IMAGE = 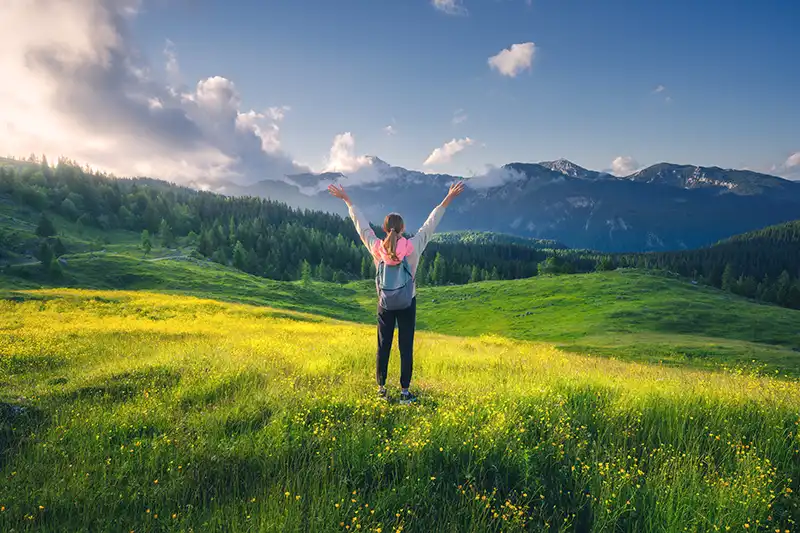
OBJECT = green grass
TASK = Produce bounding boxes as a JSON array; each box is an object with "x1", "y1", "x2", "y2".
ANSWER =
[
  {"x1": 1, "y1": 290, "x2": 799, "y2": 532},
  {"x1": 415, "y1": 271, "x2": 800, "y2": 375},
  {"x1": 5, "y1": 254, "x2": 799, "y2": 375},
  {"x1": 3, "y1": 253, "x2": 372, "y2": 322},
  {"x1": 3, "y1": 247, "x2": 800, "y2": 531}
]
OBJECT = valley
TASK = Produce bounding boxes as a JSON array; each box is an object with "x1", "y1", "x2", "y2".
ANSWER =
[{"x1": 2, "y1": 159, "x2": 800, "y2": 532}]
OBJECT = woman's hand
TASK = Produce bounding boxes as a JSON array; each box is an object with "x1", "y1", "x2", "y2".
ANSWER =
[
  {"x1": 441, "y1": 181, "x2": 465, "y2": 208},
  {"x1": 328, "y1": 184, "x2": 352, "y2": 206}
]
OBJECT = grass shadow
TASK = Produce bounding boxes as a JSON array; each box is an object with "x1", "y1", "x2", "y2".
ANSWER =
[{"x1": 0, "y1": 400, "x2": 49, "y2": 471}]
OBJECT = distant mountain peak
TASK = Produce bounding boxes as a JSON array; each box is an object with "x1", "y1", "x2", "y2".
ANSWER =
[
  {"x1": 625, "y1": 163, "x2": 798, "y2": 195},
  {"x1": 363, "y1": 155, "x2": 390, "y2": 168},
  {"x1": 539, "y1": 159, "x2": 601, "y2": 180}
]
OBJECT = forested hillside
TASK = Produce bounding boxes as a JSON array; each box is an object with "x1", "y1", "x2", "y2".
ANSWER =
[
  {"x1": 606, "y1": 221, "x2": 800, "y2": 308},
  {"x1": 0, "y1": 159, "x2": 589, "y2": 286}
]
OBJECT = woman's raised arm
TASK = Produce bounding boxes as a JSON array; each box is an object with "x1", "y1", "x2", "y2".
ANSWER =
[
  {"x1": 410, "y1": 181, "x2": 465, "y2": 254},
  {"x1": 328, "y1": 184, "x2": 379, "y2": 252}
]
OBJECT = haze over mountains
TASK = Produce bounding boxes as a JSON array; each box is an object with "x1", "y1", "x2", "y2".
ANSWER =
[{"x1": 214, "y1": 158, "x2": 800, "y2": 252}]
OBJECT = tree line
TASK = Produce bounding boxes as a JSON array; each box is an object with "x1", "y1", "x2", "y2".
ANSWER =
[{"x1": 601, "y1": 221, "x2": 800, "y2": 308}]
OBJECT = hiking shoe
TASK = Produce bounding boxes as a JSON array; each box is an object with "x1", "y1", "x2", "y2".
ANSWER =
[
  {"x1": 399, "y1": 391, "x2": 417, "y2": 405},
  {"x1": 378, "y1": 388, "x2": 389, "y2": 402}
]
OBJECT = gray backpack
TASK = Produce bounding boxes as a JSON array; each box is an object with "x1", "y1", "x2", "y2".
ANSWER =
[{"x1": 376, "y1": 258, "x2": 414, "y2": 311}]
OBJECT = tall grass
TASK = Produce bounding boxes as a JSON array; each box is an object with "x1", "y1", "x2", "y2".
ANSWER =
[{"x1": 1, "y1": 290, "x2": 798, "y2": 532}]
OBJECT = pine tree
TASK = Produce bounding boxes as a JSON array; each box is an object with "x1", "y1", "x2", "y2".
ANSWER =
[
  {"x1": 301, "y1": 260, "x2": 312, "y2": 287},
  {"x1": 38, "y1": 240, "x2": 53, "y2": 269},
  {"x1": 141, "y1": 230, "x2": 152, "y2": 257},
  {"x1": 159, "y1": 219, "x2": 174, "y2": 248},
  {"x1": 417, "y1": 262, "x2": 428, "y2": 285},
  {"x1": 211, "y1": 249, "x2": 227, "y2": 265},
  {"x1": 333, "y1": 271, "x2": 347, "y2": 284},
  {"x1": 432, "y1": 253, "x2": 447, "y2": 286},
  {"x1": 233, "y1": 241, "x2": 248, "y2": 271},
  {"x1": 52, "y1": 238, "x2": 67, "y2": 258},
  {"x1": 36, "y1": 214, "x2": 56, "y2": 238},
  {"x1": 416, "y1": 257, "x2": 428, "y2": 285},
  {"x1": 469, "y1": 265, "x2": 480, "y2": 283},
  {"x1": 490, "y1": 266, "x2": 500, "y2": 280},
  {"x1": 361, "y1": 256, "x2": 371, "y2": 279},
  {"x1": 48, "y1": 257, "x2": 63, "y2": 280},
  {"x1": 721, "y1": 263, "x2": 735, "y2": 291},
  {"x1": 228, "y1": 216, "x2": 237, "y2": 247},
  {"x1": 776, "y1": 270, "x2": 792, "y2": 305}
]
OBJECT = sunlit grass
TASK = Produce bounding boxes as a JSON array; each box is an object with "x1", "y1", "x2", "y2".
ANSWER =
[{"x1": 1, "y1": 289, "x2": 799, "y2": 532}]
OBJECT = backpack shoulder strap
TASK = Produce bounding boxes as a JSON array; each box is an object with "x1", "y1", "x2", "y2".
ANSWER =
[{"x1": 401, "y1": 257, "x2": 413, "y2": 278}]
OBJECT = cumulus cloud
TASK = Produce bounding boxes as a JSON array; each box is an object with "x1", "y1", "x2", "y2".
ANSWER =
[
  {"x1": 323, "y1": 132, "x2": 374, "y2": 174},
  {"x1": 452, "y1": 109, "x2": 468, "y2": 125},
  {"x1": 423, "y1": 138, "x2": 475, "y2": 166},
  {"x1": 611, "y1": 156, "x2": 640, "y2": 176},
  {"x1": 235, "y1": 107, "x2": 288, "y2": 154},
  {"x1": 383, "y1": 125, "x2": 396, "y2": 136},
  {"x1": 465, "y1": 165, "x2": 525, "y2": 189},
  {"x1": 653, "y1": 85, "x2": 666, "y2": 94},
  {"x1": 488, "y1": 42, "x2": 536, "y2": 78},
  {"x1": 0, "y1": 0, "x2": 304, "y2": 185},
  {"x1": 770, "y1": 152, "x2": 800, "y2": 181},
  {"x1": 432, "y1": 0, "x2": 467, "y2": 15}
]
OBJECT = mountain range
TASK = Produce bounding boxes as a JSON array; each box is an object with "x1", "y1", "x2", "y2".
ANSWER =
[{"x1": 213, "y1": 158, "x2": 800, "y2": 252}]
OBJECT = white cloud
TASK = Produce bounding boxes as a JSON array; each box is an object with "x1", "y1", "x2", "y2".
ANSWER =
[
  {"x1": 235, "y1": 110, "x2": 283, "y2": 154},
  {"x1": 786, "y1": 152, "x2": 800, "y2": 168},
  {"x1": 0, "y1": 0, "x2": 304, "y2": 185},
  {"x1": 423, "y1": 137, "x2": 474, "y2": 166},
  {"x1": 465, "y1": 165, "x2": 525, "y2": 189},
  {"x1": 193, "y1": 76, "x2": 241, "y2": 115},
  {"x1": 164, "y1": 39, "x2": 180, "y2": 85},
  {"x1": 432, "y1": 0, "x2": 467, "y2": 15},
  {"x1": 610, "y1": 156, "x2": 640, "y2": 176},
  {"x1": 652, "y1": 85, "x2": 672, "y2": 103},
  {"x1": 383, "y1": 125, "x2": 396, "y2": 136},
  {"x1": 265, "y1": 105, "x2": 291, "y2": 121},
  {"x1": 452, "y1": 109, "x2": 468, "y2": 125},
  {"x1": 488, "y1": 42, "x2": 536, "y2": 78},
  {"x1": 323, "y1": 132, "x2": 373, "y2": 173}
]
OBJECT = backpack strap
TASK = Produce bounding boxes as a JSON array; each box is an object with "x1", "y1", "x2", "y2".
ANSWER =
[{"x1": 401, "y1": 258, "x2": 413, "y2": 279}]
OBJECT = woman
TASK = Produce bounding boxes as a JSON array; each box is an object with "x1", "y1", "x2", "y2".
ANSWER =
[{"x1": 328, "y1": 181, "x2": 465, "y2": 404}]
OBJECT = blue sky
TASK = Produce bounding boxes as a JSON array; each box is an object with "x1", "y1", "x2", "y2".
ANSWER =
[
  {"x1": 3, "y1": 0, "x2": 799, "y2": 182},
  {"x1": 129, "y1": 0, "x2": 800, "y2": 177}
]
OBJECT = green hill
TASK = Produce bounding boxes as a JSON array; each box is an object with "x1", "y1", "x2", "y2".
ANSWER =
[{"x1": 4, "y1": 255, "x2": 800, "y2": 376}]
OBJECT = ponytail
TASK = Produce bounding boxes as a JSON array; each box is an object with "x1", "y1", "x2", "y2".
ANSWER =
[
  {"x1": 381, "y1": 213, "x2": 405, "y2": 262},
  {"x1": 383, "y1": 229, "x2": 400, "y2": 262}
]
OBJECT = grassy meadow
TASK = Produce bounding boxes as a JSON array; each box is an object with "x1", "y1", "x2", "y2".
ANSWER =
[
  {"x1": 6, "y1": 249, "x2": 800, "y2": 375},
  {"x1": 1, "y1": 281, "x2": 800, "y2": 532}
]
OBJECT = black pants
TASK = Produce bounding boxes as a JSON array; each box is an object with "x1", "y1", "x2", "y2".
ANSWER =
[{"x1": 376, "y1": 297, "x2": 416, "y2": 389}]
